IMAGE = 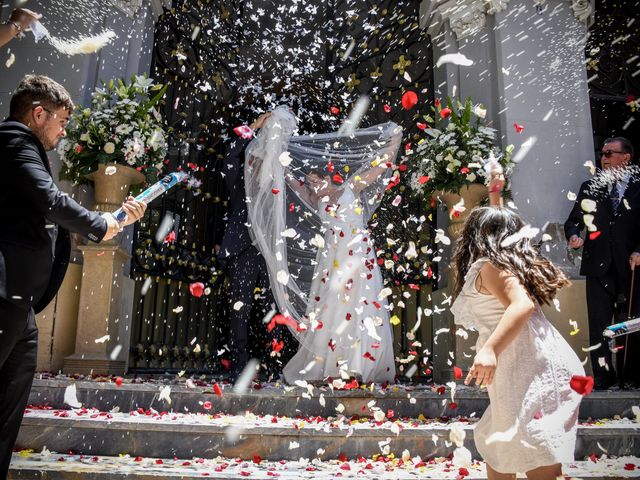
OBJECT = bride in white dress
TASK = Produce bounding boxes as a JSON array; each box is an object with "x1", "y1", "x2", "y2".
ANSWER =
[{"x1": 244, "y1": 107, "x2": 402, "y2": 384}]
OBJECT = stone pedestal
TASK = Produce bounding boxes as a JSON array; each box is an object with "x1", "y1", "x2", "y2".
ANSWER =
[
  {"x1": 63, "y1": 245, "x2": 135, "y2": 375},
  {"x1": 36, "y1": 264, "x2": 83, "y2": 372}
]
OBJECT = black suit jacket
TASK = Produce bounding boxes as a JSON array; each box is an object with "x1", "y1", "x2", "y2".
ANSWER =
[
  {"x1": 564, "y1": 174, "x2": 640, "y2": 283},
  {"x1": 218, "y1": 137, "x2": 254, "y2": 260},
  {"x1": 0, "y1": 120, "x2": 107, "y2": 313}
]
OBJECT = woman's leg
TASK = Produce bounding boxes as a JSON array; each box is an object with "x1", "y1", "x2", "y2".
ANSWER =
[
  {"x1": 525, "y1": 463, "x2": 562, "y2": 480},
  {"x1": 486, "y1": 463, "x2": 516, "y2": 480}
]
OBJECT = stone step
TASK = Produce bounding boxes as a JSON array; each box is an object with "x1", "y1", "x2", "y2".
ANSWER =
[
  {"x1": 28, "y1": 378, "x2": 640, "y2": 420},
  {"x1": 8, "y1": 452, "x2": 640, "y2": 479},
  {"x1": 16, "y1": 408, "x2": 640, "y2": 461}
]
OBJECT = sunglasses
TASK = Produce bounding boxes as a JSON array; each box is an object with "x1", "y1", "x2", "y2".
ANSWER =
[{"x1": 600, "y1": 150, "x2": 626, "y2": 158}]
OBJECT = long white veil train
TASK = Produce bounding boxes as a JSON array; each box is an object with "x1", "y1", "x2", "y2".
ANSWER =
[{"x1": 245, "y1": 106, "x2": 402, "y2": 362}]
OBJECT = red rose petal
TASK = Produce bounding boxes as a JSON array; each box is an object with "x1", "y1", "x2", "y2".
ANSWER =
[
  {"x1": 189, "y1": 282, "x2": 205, "y2": 298},
  {"x1": 569, "y1": 375, "x2": 594, "y2": 396},
  {"x1": 589, "y1": 231, "x2": 601, "y2": 240},
  {"x1": 401, "y1": 91, "x2": 418, "y2": 110},
  {"x1": 513, "y1": 122, "x2": 524, "y2": 133},
  {"x1": 453, "y1": 366, "x2": 463, "y2": 379},
  {"x1": 213, "y1": 383, "x2": 223, "y2": 397}
]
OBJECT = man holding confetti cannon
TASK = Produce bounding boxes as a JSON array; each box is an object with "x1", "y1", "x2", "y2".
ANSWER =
[
  {"x1": 564, "y1": 137, "x2": 640, "y2": 390},
  {"x1": 0, "y1": 75, "x2": 146, "y2": 478},
  {"x1": 0, "y1": 7, "x2": 41, "y2": 48}
]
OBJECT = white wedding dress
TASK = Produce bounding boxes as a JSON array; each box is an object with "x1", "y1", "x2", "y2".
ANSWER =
[
  {"x1": 243, "y1": 106, "x2": 402, "y2": 385},
  {"x1": 283, "y1": 186, "x2": 396, "y2": 384}
]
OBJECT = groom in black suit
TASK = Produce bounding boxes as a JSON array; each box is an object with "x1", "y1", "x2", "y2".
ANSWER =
[
  {"x1": 218, "y1": 112, "x2": 290, "y2": 380},
  {"x1": 564, "y1": 137, "x2": 640, "y2": 390},
  {"x1": 0, "y1": 75, "x2": 146, "y2": 478}
]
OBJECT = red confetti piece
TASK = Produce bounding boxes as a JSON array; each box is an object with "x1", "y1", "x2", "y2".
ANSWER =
[
  {"x1": 163, "y1": 231, "x2": 176, "y2": 244},
  {"x1": 213, "y1": 383, "x2": 223, "y2": 397},
  {"x1": 363, "y1": 352, "x2": 376, "y2": 361},
  {"x1": 289, "y1": 203, "x2": 295, "y2": 212},
  {"x1": 513, "y1": 122, "x2": 524, "y2": 133},
  {"x1": 253, "y1": 454, "x2": 262, "y2": 464},
  {"x1": 267, "y1": 313, "x2": 298, "y2": 332},
  {"x1": 417, "y1": 122, "x2": 427, "y2": 130},
  {"x1": 271, "y1": 188, "x2": 280, "y2": 194},
  {"x1": 114, "y1": 376, "x2": 123, "y2": 387},
  {"x1": 330, "y1": 106, "x2": 340, "y2": 115},
  {"x1": 220, "y1": 358, "x2": 231, "y2": 370},
  {"x1": 434, "y1": 98, "x2": 441, "y2": 107},
  {"x1": 401, "y1": 91, "x2": 418, "y2": 110},
  {"x1": 233, "y1": 125, "x2": 254, "y2": 139},
  {"x1": 383, "y1": 104, "x2": 391, "y2": 113},
  {"x1": 439, "y1": 108, "x2": 452, "y2": 119},
  {"x1": 624, "y1": 464, "x2": 636, "y2": 471},
  {"x1": 338, "y1": 453, "x2": 348, "y2": 462},
  {"x1": 569, "y1": 375, "x2": 594, "y2": 396},
  {"x1": 189, "y1": 282, "x2": 205, "y2": 297},
  {"x1": 589, "y1": 231, "x2": 601, "y2": 240},
  {"x1": 328, "y1": 162, "x2": 335, "y2": 173},
  {"x1": 449, "y1": 402, "x2": 458, "y2": 409},
  {"x1": 459, "y1": 467, "x2": 470, "y2": 477},
  {"x1": 271, "y1": 338, "x2": 284, "y2": 353},
  {"x1": 332, "y1": 173, "x2": 344, "y2": 184},
  {"x1": 203, "y1": 401, "x2": 212, "y2": 410},
  {"x1": 459, "y1": 167, "x2": 470, "y2": 174}
]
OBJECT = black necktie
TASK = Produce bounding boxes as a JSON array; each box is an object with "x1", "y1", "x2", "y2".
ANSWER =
[{"x1": 610, "y1": 181, "x2": 621, "y2": 211}]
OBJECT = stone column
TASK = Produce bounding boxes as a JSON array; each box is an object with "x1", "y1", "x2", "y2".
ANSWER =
[
  {"x1": 421, "y1": 0, "x2": 595, "y2": 376},
  {"x1": 63, "y1": 245, "x2": 135, "y2": 375}
]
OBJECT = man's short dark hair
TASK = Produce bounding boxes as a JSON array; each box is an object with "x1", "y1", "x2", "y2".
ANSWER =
[
  {"x1": 9, "y1": 75, "x2": 74, "y2": 120},
  {"x1": 604, "y1": 136, "x2": 634, "y2": 161}
]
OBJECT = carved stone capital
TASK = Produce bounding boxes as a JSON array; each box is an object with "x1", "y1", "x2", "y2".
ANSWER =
[
  {"x1": 434, "y1": 0, "x2": 488, "y2": 39},
  {"x1": 422, "y1": 0, "x2": 593, "y2": 39}
]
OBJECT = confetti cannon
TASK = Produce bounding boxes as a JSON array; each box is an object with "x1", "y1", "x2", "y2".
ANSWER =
[
  {"x1": 603, "y1": 317, "x2": 640, "y2": 339},
  {"x1": 112, "y1": 172, "x2": 188, "y2": 222}
]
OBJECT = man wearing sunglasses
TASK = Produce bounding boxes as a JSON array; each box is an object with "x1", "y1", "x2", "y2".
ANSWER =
[{"x1": 564, "y1": 136, "x2": 640, "y2": 390}]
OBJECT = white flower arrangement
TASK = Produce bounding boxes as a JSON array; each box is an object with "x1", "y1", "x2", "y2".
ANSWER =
[
  {"x1": 407, "y1": 97, "x2": 514, "y2": 197},
  {"x1": 58, "y1": 75, "x2": 168, "y2": 186}
]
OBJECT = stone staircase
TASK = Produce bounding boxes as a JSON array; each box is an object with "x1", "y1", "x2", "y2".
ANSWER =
[{"x1": 8, "y1": 377, "x2": 640, "y2": 479}]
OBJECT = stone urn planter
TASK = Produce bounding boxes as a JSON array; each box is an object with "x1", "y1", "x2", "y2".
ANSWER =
[
  {"x1": 86, "y1": 163, "x2": 145, "y2": 213},
  {"x1": 437, "y1": 183, "x2": 488, "y2": 240}
]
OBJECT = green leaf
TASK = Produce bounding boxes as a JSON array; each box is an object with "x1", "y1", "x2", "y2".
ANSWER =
[{"x1": 144, "y1": 83, "x2": 169, "y2": 111}]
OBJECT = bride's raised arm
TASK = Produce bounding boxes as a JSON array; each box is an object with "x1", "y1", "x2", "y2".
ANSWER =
[{"x1": 285, "y1": 170, "x2": 316, "y2": 207}]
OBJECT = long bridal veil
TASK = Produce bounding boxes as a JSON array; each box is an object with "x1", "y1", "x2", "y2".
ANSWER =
[{"x1": 245, "y1": 106, "x2": 402, "y2": 357}]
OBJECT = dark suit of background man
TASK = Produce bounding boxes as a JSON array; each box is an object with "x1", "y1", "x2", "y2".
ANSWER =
[
  {"x1": 0, "y1": 75, "x2": 146, "y2": 478},
  {"x1": 564, "y1": 136, "x2": 640, "y2": 390}
]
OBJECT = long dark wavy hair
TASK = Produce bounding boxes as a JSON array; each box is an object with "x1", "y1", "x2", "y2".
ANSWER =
[{"x1": 451, "y1": 207, "x2": 570, "y2": 305}]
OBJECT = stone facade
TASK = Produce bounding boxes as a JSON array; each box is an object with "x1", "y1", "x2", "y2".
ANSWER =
[{"x1": 1, "y1": 0, "x2": 598, "y2": 376}]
